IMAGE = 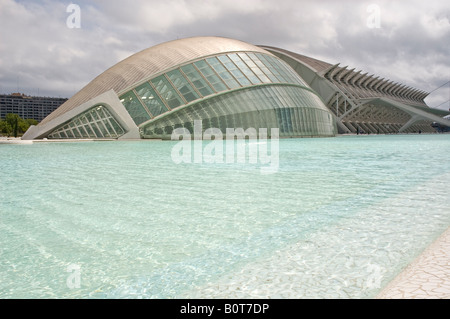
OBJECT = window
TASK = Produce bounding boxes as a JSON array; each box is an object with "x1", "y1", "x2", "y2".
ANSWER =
[
  {"x1": 135, "y1": 82, "x2": 168, "y2": 118},
  {"x1": 166, "y1": 69, "x2": 200, "y2": 103},
  {"x1": 151, "y1": 75, "x2": 184, "y2": 109},
  {"x1": 206, "y1": 57, "x2": 241, "y2": 89},
  {"x1": 120, "y1": 91, "x2": 151, "y2": 125},
  {"x1": 180, "y1": 64, "x2": 215, "y2": 97},
  {"x1": 229, "y1": 53, "x2": 262, "y2": 85},
  {"x1": 48, "y1": 105, "x2": 125, "y2": 139},
  {"x1": 114, "y1": 51, "x2": 310, "y2": 130},
  {"x1": 246, "y1": 53, "x2": 279, "y2": 82},
  {"x1": 254, "y1": 53, "x2": 287, "y2": 83},
  {"x1": 194, "y1": 60, "x2": 228, "y2": 92}
]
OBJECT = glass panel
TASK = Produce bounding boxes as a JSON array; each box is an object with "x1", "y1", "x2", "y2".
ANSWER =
[
  {"x1": 95, "y1": 120, "x2": 109, "y2": 137},
  {"x1": 73, "y1": 118, "x2": 82, "y2": 128},
  {"x1": 72, "y1": 127, "x2": 81, "y2": 138},
  {"x1": 255, "y1": 53, "x2": 287, "y2": 83},
  {"x1": 194, "y1": 60, "x2": 228, "y2": 92},
  {"x1": 102, "y1": 119, "x2": 115, "y2": 136},
  {"x1": 77, "y1": 125, "x2": 89, "y2": 138},
  {"x1": 247, "y1": 52, "x2": 278, "y2": 82},
  {"x1": 267, "y1": 55, "x2": 297, "y2": 83},
  {"x1": 267, "y1": 55, "x2": 307, "y2": 86},
  {"x1": 135, "y1": 82, "x2": 169, "y2": 118},
  {"x1": 91, "y1": 109, "x2": 100, "y2": 121},
  {"x1": 90, "y1": 122, "x2": 103, "y2": 138},
  {"x1": 84, "y1": 124, "x2": 94, "y2": 137},
  {"x1": 180, "y1": 64, "x2": 214, "y2": 97},
  {"x1": 216, "y1": 55, "x2": 235, "y2": 69},
  {"x1": 48, "y1": 105, "x2": 126, "y2": 139},
  {"x1": 151, "y1": 75, "x2": 184, "y2": 109},
  {"x1": 250, "y1": 66, "x2": 271, "y2": 83},
  {"x1": 65, "y1": 129, "x2": 74, "y2": 138},
  {"x1": 119, "y1": 91, "x2": 151, "y2": 125},
  {"x1": 84, "y1": 113, "x2": 94, "y2": 123},
  {"x1": 194, "y1": 60, "x2": 213, "y2": 75},
  {"x1": 109, "y1": 117, "x2": 125, "y2": 136},
  {"x1": 79, "y1": 115, "x2": 88, "y2": 125},
  {"x1": 166, "y1": 69, "x2": 200, "y2": 103},
  {"x1": 95, "y1": 106, "x2": 108, "y2": 120},
  {"x1": 230, "y1": 68, "x2": 250, "y2": 85},
  {"x1": 237, "y1": 53, "x2": 256, "y2": 68},
  {"x1": 205, "y1": 57, "x2": 240, "y2": 89},
  {"x1": 228, "y1": 53, "x2": 261, "y2": 85},
  {"x1": 140, "y1": 84, "x2": 334, "y2": 139}
]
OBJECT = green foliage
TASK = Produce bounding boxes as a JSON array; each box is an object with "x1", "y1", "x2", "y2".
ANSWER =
[{"x1": 0, "y1": 113, "x2": 38, "y2": 137}]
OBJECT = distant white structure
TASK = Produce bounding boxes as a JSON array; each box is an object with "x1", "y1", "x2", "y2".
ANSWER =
[
  {"x1": 261, "y1": 46, "x2": 450, "y2": 134},
  {"x1": 23, "y1": 37, "x2": 449, "y2": 140}
]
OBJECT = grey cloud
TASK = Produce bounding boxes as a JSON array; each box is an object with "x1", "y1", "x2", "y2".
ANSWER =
[{"x1": 0, "y1": 0, "x2": 448, "y2": 109}]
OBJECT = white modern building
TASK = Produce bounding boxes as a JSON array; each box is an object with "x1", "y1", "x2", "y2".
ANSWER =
[
  {"x1": 23, "y1": 36, "x2": 449, "y2": 140},
  {"x1": 23, "y1": 37, "x2": 337, "y2": 140},
  {"x1": 261, "y1": 46, "x2": 450, "y2": 134}
]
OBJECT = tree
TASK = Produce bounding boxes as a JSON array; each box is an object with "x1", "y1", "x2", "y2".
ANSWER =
[
  {"x1": 5, "y1": 113, "x2": 20, "y2": 138},
  {"x1": 25, "y1": 118, "x2": 38, "y2": 126},
  {"x1": 0, "y1": 114, "x2": 38, "y2": 137},
  {"x1": 20, "y1": 118, "x2": 38, "y2": 133},
  {"x1": 0, "y1": 119, "x2": 10, "y2": 136}
]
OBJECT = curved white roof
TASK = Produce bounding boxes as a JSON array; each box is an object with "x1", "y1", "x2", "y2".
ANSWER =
[{"x1": 40, "y1": 36, "x2": 271, "y2": 126}]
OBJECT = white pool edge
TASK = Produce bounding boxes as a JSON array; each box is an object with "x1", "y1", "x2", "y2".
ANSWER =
[{"x1": 376, "y1": 226, "x2": 450, "y2": 299}]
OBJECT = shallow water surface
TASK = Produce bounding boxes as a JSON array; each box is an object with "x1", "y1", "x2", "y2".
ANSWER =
[{"x1": 0, "y1": 134, "x2": 449, "y2": 298}]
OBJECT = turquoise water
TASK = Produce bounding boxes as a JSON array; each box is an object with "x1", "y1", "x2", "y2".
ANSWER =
[{"x1": 0, "y1": 134, "x2": 449, "y2": 298}]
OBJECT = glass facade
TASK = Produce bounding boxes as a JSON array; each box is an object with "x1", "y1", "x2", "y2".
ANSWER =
[
  {"x1": 47, "y1": 51, "x2": 334, "y2": 140},
  {"x1": 48, "y1": 105, "x2": 125, "y2": 139},
  {"x1": 119, "y1": 51, "x2": 310, "y2": 127},
  {"x1": 141, "y1": 85, "x2": 336, "y2": 139},
  {"x1": 120, "y1": 91, "x2": 151, "y2": 125},
  {"x1": 134, "y1": 82, "x2": 168, "y2": 118}
]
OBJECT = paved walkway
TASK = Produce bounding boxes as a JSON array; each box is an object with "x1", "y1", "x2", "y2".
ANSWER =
[{"x1": 376, "y1": 227, "x2": 450, "y2": 299}]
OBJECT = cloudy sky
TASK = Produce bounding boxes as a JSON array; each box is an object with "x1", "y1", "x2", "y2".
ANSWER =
[{"x1": 0, "y1": 0, "x2": 449, "y2": 110}]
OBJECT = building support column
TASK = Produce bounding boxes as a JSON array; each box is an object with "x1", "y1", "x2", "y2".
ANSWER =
[{"x1": 399, "y1": 115, "x2": 420, "y2": 133}]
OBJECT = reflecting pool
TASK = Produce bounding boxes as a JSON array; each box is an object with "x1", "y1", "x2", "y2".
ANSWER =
[{"x1": 0, "y1": 134, "x2": 449, "y2": 298}]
